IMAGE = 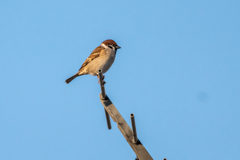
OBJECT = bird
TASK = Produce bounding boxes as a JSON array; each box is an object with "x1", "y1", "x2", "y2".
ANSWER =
[{"x1": 65, "y1": 39, "x2": 121, "y2": 84}]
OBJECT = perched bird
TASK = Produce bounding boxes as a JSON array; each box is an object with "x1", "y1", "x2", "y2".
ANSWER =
[{"x1": 65, "y1": 39, "x2": 121, "y2": 84}]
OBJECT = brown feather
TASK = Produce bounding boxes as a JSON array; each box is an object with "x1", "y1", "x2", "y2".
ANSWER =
[
  {"x1": 65, "y1": 73, "x2": 79, "y2": 84},
  {"x1": 78, "y1": 46, "x2": 102, "y2": 71},
  {"x1": 102, "y1": 39, "x2": 118, "y2": 46}
]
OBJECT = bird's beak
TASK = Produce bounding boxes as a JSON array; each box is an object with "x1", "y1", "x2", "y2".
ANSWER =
[{"x1": 116, "y1": 45, "x2": 121, "y2": 49}]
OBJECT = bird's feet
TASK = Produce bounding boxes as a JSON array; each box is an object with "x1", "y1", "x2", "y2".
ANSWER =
[{"x1": 97, "y1": 75, "x2": 106, "y2": 85}]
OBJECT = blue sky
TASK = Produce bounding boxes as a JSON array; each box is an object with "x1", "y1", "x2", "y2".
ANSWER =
[{"x1": 0, "y1": 0, "x2": 240, "y2": 160}]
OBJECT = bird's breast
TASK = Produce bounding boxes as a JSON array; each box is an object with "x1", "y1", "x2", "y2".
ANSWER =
[
  {"x1": 86, "y1": 50, "x2": 116, "y2": 75},
  {"x1": 101, "y1": 53, "x2": 116, "y2": 73}
]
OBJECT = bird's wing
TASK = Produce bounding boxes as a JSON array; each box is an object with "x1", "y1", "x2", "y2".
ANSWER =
[{"x1": 79, "y1": 46, "x2": 102, "y2": 71}]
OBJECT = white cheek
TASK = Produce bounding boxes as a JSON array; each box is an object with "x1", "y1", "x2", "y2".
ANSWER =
[{"x1": 101, "y1": 43, "x2": 108, "y2": 49}]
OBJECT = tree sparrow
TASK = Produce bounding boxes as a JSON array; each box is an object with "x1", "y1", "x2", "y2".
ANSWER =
[{"x1": 65, "y1": 39, "x2": 121, "y2": 84}]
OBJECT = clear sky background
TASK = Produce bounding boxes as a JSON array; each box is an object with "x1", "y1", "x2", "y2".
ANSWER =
[{"x1": 0, "y1": 0, "x2": 240, "y2": 160}]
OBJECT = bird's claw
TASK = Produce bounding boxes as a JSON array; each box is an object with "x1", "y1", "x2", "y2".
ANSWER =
[
  {"x1": 98, "y1": 80, "x2": 106, "y2": 85},
  {"x1": 97, "y1": 74, "x2": 105, "y2": 79},
  {"x1": 98, "y1": 74, "x2": 106, "y2": 85}
]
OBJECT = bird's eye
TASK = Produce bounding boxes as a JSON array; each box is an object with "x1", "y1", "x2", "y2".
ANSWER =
[{"x1": 108, "y1": 45, "x2": 113, "y2": 49}]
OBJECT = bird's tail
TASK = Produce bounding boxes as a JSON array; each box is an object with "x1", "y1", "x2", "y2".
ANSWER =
[{"x1": 65, "y1": 73, "x2": 79, "y2": 84}]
